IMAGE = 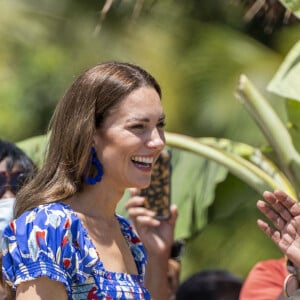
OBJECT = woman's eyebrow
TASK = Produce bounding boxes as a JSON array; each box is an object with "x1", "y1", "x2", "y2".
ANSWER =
[
  {"x1": 126, "y1": 117, "x2": 150, "y2": 123},
  {"x1": 126, "y1": 114, "x2": 165, "y2": 123}
]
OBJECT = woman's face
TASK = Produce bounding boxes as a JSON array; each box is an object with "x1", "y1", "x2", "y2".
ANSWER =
[{"x1": 94, "y1": 86, "x2": 166, "y2": 191}]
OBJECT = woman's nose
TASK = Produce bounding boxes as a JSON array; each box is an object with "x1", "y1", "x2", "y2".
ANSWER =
[{"x1": 146, "y1": 128, "x2": 165, "y2": 149}]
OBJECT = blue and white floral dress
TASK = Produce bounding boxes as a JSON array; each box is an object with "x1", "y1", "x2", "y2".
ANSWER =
[{"x1": 2, "y1": 202, "x2": 151, "y2": 300}]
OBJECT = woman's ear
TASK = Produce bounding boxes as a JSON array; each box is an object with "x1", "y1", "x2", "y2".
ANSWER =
[{"x1": 93, "y1": 129, "x2": 105, "y2": 151}]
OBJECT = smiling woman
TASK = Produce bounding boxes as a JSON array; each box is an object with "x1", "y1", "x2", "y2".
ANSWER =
[{"x1": 1, "y1": 62, "x2": 177, "y2": 300}]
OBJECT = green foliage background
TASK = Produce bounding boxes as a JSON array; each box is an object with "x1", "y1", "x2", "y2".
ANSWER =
[{"x1": 2, "y1": 0, "x2": 300, "y2": 282}]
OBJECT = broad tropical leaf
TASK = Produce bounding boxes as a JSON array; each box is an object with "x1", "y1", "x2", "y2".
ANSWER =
[
  {"x1": 17, "y1": 134, "x2": 48, "y2": 168},
  {"x1": 266, "y1": 40, "x2": 300, "y2": 154},
  {"x1": 166, "y1": 133, "x2": 296, "y2": 196},
  {"x1": 279, "y1": 0, "x2": 300, "y2": 17},
  {"x1": 267, "y1": 40, "x2": 300, "y2": 102},
  {"x1": 237, "y1": 74, "x2": 300, "y2": 196}
]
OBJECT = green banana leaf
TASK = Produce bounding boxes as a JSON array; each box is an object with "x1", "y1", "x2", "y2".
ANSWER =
[
  {"x1": 267, "y1": 40, "x2": 300, "y2": 102},
  {"x1": 266, "y1": 40, "x2": 300, "y2": 163},
  {"x1": 278, "y1": 0, "x2": 300, "y2": 17},
  {"x1": 286, "y1": 100, "x2": 300, "y2": 154},
  {"x1": 166, "y1": 132, "x2": 296, "y2": 197},
  {"x1": 200, "y1": 137, "x2": 294, "y2": 194},
  {"x1": 237, "y1": 74, "x2": 300, "y2": 196},
  {"x1": 17, "y1": 134, "x2": 49, "y2": 168}
]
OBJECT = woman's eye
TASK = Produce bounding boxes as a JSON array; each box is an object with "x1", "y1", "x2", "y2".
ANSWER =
[
  {"x1": 157, "y1": 121, "x2": 166, "y2": 128},
  {"x1": 130, "y1": 124, "x2": 144, "y2": 130}
]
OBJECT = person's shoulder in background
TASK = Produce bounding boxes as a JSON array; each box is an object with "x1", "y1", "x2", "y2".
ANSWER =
[{"x1": 239, "y1": 257, "x2": 288, "y2": 300}]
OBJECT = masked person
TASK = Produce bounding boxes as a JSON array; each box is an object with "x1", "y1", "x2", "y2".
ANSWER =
[
  {"x1": 2, "y1": 62, "x2": 177, "y2": 300},
  {"x1": 0, "y1": 139, "x2": 36, "y2": 300},
  {"x1": 0, "y1": 140, "x2": 36, "y2": 241}
]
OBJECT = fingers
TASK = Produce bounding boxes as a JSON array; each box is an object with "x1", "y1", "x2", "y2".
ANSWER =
[
  {"x1": 273, "y1": 190, "x2": 300, "y2": 216},
  {"x1": 125, "y1": 194, "x2": 161, "y2": 227},
  {"x1": 257, "y1": 190, "x2": 300, "y2": 263},
  {"x1": 125, "y1": 194, "x2": 145, "y2": 210},
  {"x1": 257, "y1": 199, "x2": 286, "y2": 230},
  {"x1": 263, "y1": 190, "x2": 300, "y2": 217},
  {"x1": 257, "y1": 190, "x2": 300, "y2": 232},
  {"x1": 132, "y1": 215, "x2": 161, "y2": 227},
  {"x1": 125, "y1": 191, "x2": 178, "y2": 237},
  {"x1": 129, "y1": 187, "x2": 141, "y2": 197},
  {"x1": 126, "y1": 196, "x2": 157, "y2": 218},
  {"x1": 262, "y1": 191, "x2": 293, "y2": 222},
  {"x1": 168, "y1": 204, "x2": 178, "y2": 226},
  {"x1": 257, "y1": 218, "x2": 300, "y2": 258},
  {"x1": 125, "y1": 191, "x2": 178, "y2": 224},
  {"x1": 257, "y1": 219, "x2": 281, "y2": 245}
]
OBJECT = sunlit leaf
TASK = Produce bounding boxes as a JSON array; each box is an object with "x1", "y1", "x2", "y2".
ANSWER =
[
  {"x1": 16, "y1": 134, "x2": 48, "y2": 168},
  {"x1": 237, "y1": 74, "x2": 300, "y2": 195},
  {"x1": 267, "y1": 40, "x2": 300, "y2": 101},
  {"x1": 199, "y1": 137, "x2": 295, "y2": 195},
  {"x1": 166, "y1": 132, "x2": 294, "y2": 196},
  {"x1": 279, "y1": 0, "x2": 300, "y2": 17},
  {"x1": 286, "y1": 100, "x2": 300, "y2": 154}
]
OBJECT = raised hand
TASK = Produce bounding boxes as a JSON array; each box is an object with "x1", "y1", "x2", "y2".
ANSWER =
[
  {"x1": 125, "y1": 187, "x2": 177, "y2": 257},
  {"x1": 125, "y1": 188, "x2": 178, "y2": 300},
  {"x1": 257, "y1": 190, "x2": 300, "y2": 268}
]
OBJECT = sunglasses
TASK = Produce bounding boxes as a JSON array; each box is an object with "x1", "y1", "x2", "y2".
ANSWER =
[{"x1": 0, "y1": 171, "x2": 27, "y2": 198}]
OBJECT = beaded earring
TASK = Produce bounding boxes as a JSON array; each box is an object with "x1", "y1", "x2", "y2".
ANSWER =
[{"x1": 85, "y1": 147, "x2": 103, "y2": 185}]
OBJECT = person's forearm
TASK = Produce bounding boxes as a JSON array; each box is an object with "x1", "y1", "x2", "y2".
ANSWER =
[{"x1": 145, "y1": 254, "x2": 170, "y2": 300}]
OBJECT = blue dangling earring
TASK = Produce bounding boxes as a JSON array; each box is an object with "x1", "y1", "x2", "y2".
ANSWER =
[{"x1": 85, "y1": 147, "x2": 103, "y2": 185}]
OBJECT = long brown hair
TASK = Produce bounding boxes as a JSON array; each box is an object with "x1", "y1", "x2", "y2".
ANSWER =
[{"x1": 15, "y1": 62, "x2": 161, "y2": 218}]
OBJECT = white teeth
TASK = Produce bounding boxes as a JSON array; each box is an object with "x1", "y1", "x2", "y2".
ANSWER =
[{"x1": 131, "y1": 156, "x2": 154, "y2": 164}]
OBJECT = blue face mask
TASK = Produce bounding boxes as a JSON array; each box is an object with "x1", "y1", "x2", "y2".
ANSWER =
[{"x1": 0, "y1": 198, "x2": 15, "y2": 248}]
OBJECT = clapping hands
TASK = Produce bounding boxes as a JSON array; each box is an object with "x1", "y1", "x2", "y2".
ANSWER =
[{"x1": 257, "y1": 190, "x2": 300, "y2": 268}]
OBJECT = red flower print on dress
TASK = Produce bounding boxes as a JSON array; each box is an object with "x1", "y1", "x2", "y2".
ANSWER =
[
  {"x1": 64, "y1": 218, "x2": 71, "y2": 229},
  {"x1": 87, "y1": 286, "x2": 99, "y2": 300},
  {"x1": 9, "y1": 221, "x2": 15, "y2": 234},
  {"x1": 63, "y1": 258, "x2": 71, "y2": 268},
  {"x1": 62, "y1": 235, "x2": 69, "y2": 247},
  {"x1": 131, "y1": 237, "x2": 140, "y2": 244},
  {"x1": 35, "y1": 231, "x2": 45, "y2": 248}
]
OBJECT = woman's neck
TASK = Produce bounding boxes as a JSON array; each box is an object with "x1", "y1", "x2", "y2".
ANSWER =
[{"x1": 66, "y1": 183, "x2": 125, "y2": 220}]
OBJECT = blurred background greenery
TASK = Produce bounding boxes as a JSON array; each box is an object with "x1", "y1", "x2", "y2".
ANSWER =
[{"x1": 1, "y1": 0, "x2": 300, "y2": 282}]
